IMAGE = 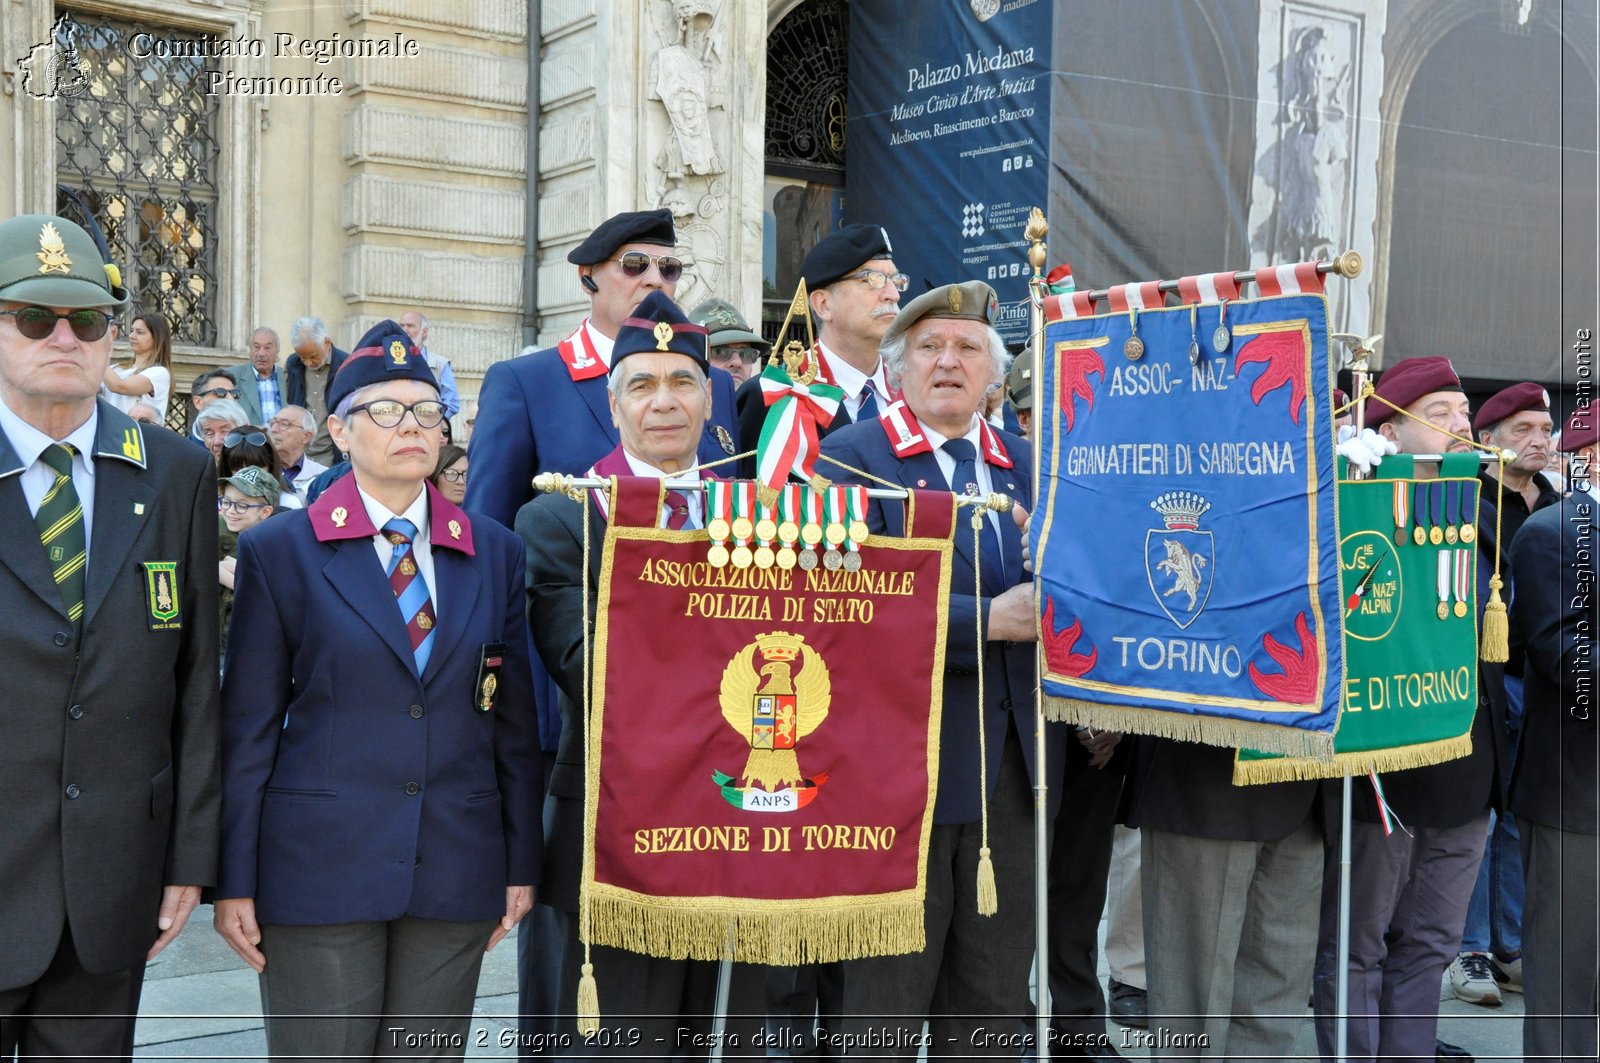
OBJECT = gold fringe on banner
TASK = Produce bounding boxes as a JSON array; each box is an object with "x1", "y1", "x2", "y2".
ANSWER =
[
  {"x1": 584, "y1": 889, "x2": 926, "y2": 966},
  {"x1": 1231, "y1": 732, "x2": 1474, "y2": 786},
  {"x1": 1043, "y1": 696, "x2": 1335, "y2": 759}
]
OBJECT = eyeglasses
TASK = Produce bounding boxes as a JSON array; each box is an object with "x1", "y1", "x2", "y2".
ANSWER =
[
  {"x1": 218, "y1": 497, "x2": 272, "y2": 513},
  {"x1": 223, "y1": 431, "x2": 268, "y2": 447},
  {"x1": 438, "y1": 468, "x2": 467, "y2": 483},
  {"x1": 711, "y1": 346, "x2": 763, "y2": 365},
  {"x1": 612, "y1": 251, "x2": 685, "y2": 284},
  {"x1": 347, "y1": 398, "x2": 447, "y2": 429},
  {"x1": 198, "y1": 387, "x2": 241, "y2": 400},
  {"x1": 842, "y1": 268, "x2": 909, "y2": 292},
  {"x1": 268, "y1": 418, "x2": 305, "y2": 432},
  {"x1": 0, "y1": 306, "x2": 116, "y2": 341}
]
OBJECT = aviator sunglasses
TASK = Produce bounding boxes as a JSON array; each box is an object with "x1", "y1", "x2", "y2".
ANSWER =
[
  {"x1": 611, "y1": 251, "x2": 686, "y2": 284},
  {"x1": 0, "y1": 306, "x2": 116, "y2": 341}
]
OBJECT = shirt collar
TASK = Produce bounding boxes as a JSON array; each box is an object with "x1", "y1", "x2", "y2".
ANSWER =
[
  {"x1": 623, "y1": 450, "x2": 703, "y2": 485},
  {"x1": 0, "y1": 397, "x2": 103, "y2": 480},
  {"x1": 817, "y1": 341, "x2": 885, "y2": 400},
  {"x1": 918, "y1": 415, "x2": 982, "y2": 455},
  {"x1": 583, "y1": 318, "x2": 616, "y2": 369},
  {"x1": 356, "y1": 483, "x2": 430, "y2": 546}
]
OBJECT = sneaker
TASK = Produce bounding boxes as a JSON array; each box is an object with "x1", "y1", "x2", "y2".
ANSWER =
[
  {"x1": 1447, "y1": 952, "x2": 1502, "y2": 1006},
  {"x1": 1491, "y1": 953, "x2": 1523, "y2": 993}
]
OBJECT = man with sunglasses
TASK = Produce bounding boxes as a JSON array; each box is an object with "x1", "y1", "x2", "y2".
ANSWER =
[
  {"x1": 0, "y1": 213, "x2": 220, "y2": 1059},
  {"x1": 689, "y1": 297, "x2": 769, "y2": 386},
  {"x1": 466, "y1": 207, "x2": 742, "y2": 1036},
  {"x1": 733, "y1": 224, "x2": 904, "y2": 479},
  {"x1": 188, "y1": 367, "x2": 240, "y2": 443}
]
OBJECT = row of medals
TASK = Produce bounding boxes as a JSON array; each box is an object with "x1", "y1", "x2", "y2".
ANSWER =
[
  {"x1": 704, "y1": 516, "x2": 871, "y2": 572},
  {"x1": 1400, "y1": 519, "x2": 1475, "y2": 621}
]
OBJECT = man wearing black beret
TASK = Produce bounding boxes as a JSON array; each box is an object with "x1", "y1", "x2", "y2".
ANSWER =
[{"x1": 734, "y1": 223, "x2": 904, "y2": 478}]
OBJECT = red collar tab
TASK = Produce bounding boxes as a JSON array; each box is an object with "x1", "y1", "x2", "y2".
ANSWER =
[
  {"x1": 558, "y1": 321, "x2": 607, "y2": 381},
  {"x1": 425, "y1": 481, "x2": 476, "y2": 555},
  {"x1": 307, "y1": 474, "x2": 474, "y2": 554},
  {"x1": 879, "y1": 400, "x2": 932, "y2": 457},
  {"x1": 977, "y1": 419, "x2": 1014, "y2": 468}
]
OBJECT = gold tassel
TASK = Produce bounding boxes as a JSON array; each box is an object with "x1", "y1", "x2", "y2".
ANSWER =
[
  {"x1": 976, "y1": 846, "x2": 998, "y2": 916},
  {"x1": 1481, "y1": 574, "x2": 1509, "y2": 663},
  {"x1": 576, "y1": 962, "x2": 600, "y2": 1037}
]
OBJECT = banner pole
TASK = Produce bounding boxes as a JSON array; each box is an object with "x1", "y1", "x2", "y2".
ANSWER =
[
  {"x1": 709, "y1": 927, "x2": 733, "y2": 1062},
  {"x1": 1063, "y1": 251, "x2": 1363, "y2": 305},
  {"x1": 533, "y1": 473, "x2": 1022, "y2": 507},
  {"x1": 1024, "y1": 207, "x2": 1052, "y2": 1060}
]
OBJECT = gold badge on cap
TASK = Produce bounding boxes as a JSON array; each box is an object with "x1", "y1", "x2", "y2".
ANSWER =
[
  {"x1": 331, "y1": 506, "x2": 348, "y2": 528},
  {"x1": 448, "y1": 519, "x2": 462, "y2": 540},
  {"x1": 654, "y1": 321, "x2": 674, "y2": 351},
  {"x1": 949, "y1": 286, "x2": 962, "y2": 315},
  {"x1": 37, "y1": 222, "x2": 72, "y2": 275},
  {"x1": 389, "y1": 340, "x2": 406, "y2": 365}
]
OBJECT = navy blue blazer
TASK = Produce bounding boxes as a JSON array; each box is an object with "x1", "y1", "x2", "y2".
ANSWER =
[
  {"x1": 217, "y1": 475, "x2": 541, "y2": 925},
  {"x1": 464, "y1": 337, "x2": 739, "y2": 530},
  {"x1": 819, "y1": 415, "x2": 1065, "y2": 824}
]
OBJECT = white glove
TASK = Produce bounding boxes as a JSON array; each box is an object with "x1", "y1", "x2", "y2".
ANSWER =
[{"x1": 1336, "y1": 425, "x2": 1397, "y2": 474}]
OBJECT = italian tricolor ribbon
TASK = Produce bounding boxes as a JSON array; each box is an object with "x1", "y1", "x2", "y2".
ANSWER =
[{"x1": 756, "y1": 359, "x2": 844, "y2": 506}]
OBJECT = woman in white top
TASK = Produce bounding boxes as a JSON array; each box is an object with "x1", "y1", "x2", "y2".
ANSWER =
[{"x1": 102, "y1": 312, "x2": 174, "y2": 419}]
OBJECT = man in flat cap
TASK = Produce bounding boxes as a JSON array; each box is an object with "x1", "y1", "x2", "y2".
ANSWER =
[
  {"x1": 465, "y1": 209, "x2": 742, "y2": 1031},
  {"x1": 689, "y1": 296, "x2": 768, "y2": 386},
  {"x1": 1315, "y1": 356, "x2": 1510, "y2": 1063},
  {"x1": 734, "y1": 223, "x2": 903, "y2": 477},
  {"x1": 1446, "y1": 381, "x2": 1560, "y2": 1006},
  {"x1": 516, "y1": 291, "x2": 762, "y2": 1053},
  {"x1": 0, "y1": 214, "x2": 219, "y2": 1058},
  {"x1": 819, "y1": 281, "x2": 1063, "y2": 1057},
  {"x1": 1508, "y1": 406, "x2": 1598, "y2": 1063}
]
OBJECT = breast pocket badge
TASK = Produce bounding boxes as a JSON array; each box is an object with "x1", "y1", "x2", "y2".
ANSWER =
[
  {"x1": 141, "y1": 561, "x2": 181, "y2": 631},
  {"x1": 476, "y1": 642, "x2": 507, "y2": 714}
]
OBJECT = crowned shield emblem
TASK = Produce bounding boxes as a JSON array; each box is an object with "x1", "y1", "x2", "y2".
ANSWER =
[
  {"x1": 720, "y1": 631, "x2": 830, "y2": 791},
  {"x1": 1144, "y1": 491, "x2": 1215, "y2": 629}
]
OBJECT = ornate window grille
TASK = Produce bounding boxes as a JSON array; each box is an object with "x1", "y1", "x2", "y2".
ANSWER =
[
  {"x1": 54, "y1": 10, "x2": 221, "y2": 349},
  {"x1": 765, "y1": 0, "x2": 847, "y2": 182}
]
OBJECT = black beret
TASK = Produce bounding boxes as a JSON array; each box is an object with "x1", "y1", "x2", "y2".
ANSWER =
[
  {"x1": 612, "y1": 291, "x2": 710, "y2": 374},
  {"x1": 800, "y1": 224, "x2": 895, "y2": 291},
  {"x1": 566, "y1": 209, "x2": 676, "y2": 266},
  {"x1": 328, "y1": 320, "x2": 440, "y2": 412}
]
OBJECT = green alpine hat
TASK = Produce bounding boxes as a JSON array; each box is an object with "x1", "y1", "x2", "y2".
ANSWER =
[{"x1": 0, "y1": 213, "x2": 129, "y2": 309}]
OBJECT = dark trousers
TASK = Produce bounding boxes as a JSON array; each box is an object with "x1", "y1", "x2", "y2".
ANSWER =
[
  {"x1": 257, "y1": 915, "x2": 498, "y2": 1060},
  {"x1": 1312, "y1": 814, "x2": 1488, "y2": 1063},
  {"x1": 839, "y1": 727, "x2": 1037, "y2": 1061},
  {"x1": 0, "y1": 923, "x2": 144, "y2": 1063},
  {"x1": 1047, "y1": 755, "x2": 1121, "y2": 1043},
  {"x1": 765, "y1": 961, "x2": 844, "y2": 1057},
  {"x1": 520, "y1": 750, "x2": 568, "y2": 1039},
  {"x1": 1520, "y1": 819, "x2": 1599, "y2": 1062}
]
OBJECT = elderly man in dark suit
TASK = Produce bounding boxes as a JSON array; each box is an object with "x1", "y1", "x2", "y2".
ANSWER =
[
  {"x1": 735, "y1": 224, "x2": 903, "y2": 480},
  {"x1": 518, "y1": 291, "x2": 763, "y2": 1054},
  {"x1": 817, "y1": 280, "x2": 1063, "y2": 1058},
  {"x1": 0, "y1": 212, "x2": 220, "y2": 1059},
  {"x1": 1508, "y1": 410, "x2": 1599, "y2": 1062}
]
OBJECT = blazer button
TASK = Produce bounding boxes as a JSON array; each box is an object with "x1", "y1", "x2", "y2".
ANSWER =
[
  {"x1": 404, "y1": 781, "x2": 421, "y2": 796},
  {"x1": 409, "y1": 705, "x2": 424, "y2": 719},
  {"x1": 68, "y1": 704, "x2": 84, "y2": 720},
  {"x1": 53, "y1": 632, "x2": 69, "y2": 647},
  {"x1": 65, "y1": 783, "x2": 80, "y2": 799}
]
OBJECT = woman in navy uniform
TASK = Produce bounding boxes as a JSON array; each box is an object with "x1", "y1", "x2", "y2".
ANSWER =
[{"x1": 214, "y1": 321, "x2": 540, "y2": 1060}]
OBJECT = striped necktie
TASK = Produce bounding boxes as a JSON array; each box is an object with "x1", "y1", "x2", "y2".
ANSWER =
[
  {"x1": 36, "y1": 443, "x2": 86, "y2": 635},
  {"x1": 857, "y1": 382, "x2": 879, "y2": 422},
  {"x1": 664, "y1": 489, "x2": 693, "y2": 530},
  {"x1": 382, "y1": 518, "x2": 435, "y2": 674}
]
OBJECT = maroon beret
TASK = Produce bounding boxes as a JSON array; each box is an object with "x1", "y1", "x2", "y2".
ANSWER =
[
  {"x1": 1363, "y1": 356, "x2": 1462, "y2": 427},
  {"x1": 1333, "y1": 387, "x2": 1349, "y2": 409},
  {"x1": 1472, "y1": 381, "x2": 1550, "y2": 434},
  {"x1": 1557, "y1": 405, "x2": 1598, "y2": 453}
]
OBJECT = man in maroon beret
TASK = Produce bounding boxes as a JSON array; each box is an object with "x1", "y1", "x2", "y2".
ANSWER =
[
  {"x1": 1363, "y1": 355, "x2": 1473, "y2": 461},
  {"x1": 1443, "y1": 382, "x2": 1562, "y2": 1007}
]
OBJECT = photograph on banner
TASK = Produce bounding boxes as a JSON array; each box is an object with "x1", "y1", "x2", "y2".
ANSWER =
[
  {"x1": 1030, "y1": 290, "x2": 1342, "y2": 757},
  {"x1": 1234, "y1": 454, "x2": 1481, "y2": 784},
  {"x1": 581, "y1": 478, "x2": 957, "y2": 965}
]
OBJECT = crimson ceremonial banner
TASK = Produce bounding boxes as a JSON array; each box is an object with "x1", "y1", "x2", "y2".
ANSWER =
[{"x1": 583, "y1": 477, "x2": 956, "y2": 964}]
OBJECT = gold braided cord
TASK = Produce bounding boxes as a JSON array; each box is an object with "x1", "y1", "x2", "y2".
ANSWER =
[
  {"x1": 576, "y1": 485, "x2": 599, "y2": 1035},
  {"x1": 971, "y1": 507, "x2": 997, "y2": 916}
]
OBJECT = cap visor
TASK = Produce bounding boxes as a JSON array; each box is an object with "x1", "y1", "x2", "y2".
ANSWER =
[{"x1": 2, "y1": 274, "x2": 127, "y2": 309}]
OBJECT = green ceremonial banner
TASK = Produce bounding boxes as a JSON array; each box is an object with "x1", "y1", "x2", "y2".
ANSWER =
[{"x1": 1234, "y1": 454, "x2": 1481, "y2": 784}]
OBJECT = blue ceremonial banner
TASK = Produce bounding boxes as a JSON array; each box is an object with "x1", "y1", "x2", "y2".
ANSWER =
[
  {"x1": 1030, "y1": 294, "x2": 1342, "y2": 757},
  {"x1": 847, "y1": 0, "x2": 1050, "y2": 345}
]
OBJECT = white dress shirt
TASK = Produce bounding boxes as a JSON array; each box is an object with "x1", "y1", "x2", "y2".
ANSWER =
[
  {"x1": 623, "y1": 450, "x2": 705, "y2": 529},
  {"x1": 817, "y1": 342, "x2": 889, "y2": 422},
  {"x1": 920, "y1": 416, "x2": 1002, "y2": 537},
  {"x1": 0, "y1": 399, "x2": 100, "y2": 553},
  {"x1": 583, "y1": 318, "x2": 617, "y2": 369},
  {"x1": 356, "y1": 484, "x2": 438, "y2": 614}
]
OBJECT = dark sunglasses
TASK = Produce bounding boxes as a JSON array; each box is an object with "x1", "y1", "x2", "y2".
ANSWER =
[
  {"x1": 711, "y1": 346, "x2": 763, "y2": 365},
  {"x1": 613, "y1": 251, "x2": 685, "y2": 284},
  {"x1": 0, "y1": 305, "x2": 116, "y2": 341},
  {"x1": 199, "y1": 386, "x2": 241, "y2": 400},
  {"x1": 223, "y1": 431, "x2": 268, "y2": 447},
  {"x1": 347, "y1": 398, "x2": 447, "y2": 429}
]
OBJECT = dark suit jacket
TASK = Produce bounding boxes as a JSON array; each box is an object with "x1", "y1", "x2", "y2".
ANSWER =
[
  {"x1": 1508, "y1": 495, "x2": 1598, "y2": 834},
  {"x1": 217, "y1": 475, "x2": 540, "y2": 925},
  {"x1": 818, "y1": 417, "x2": 1066, "y2": 824},
  {"x1": 465, "y1": 341, "x2": 739, "y2": 531},
  {"x1": 0, "y1": 402, "x2": 220, "y2": 988},
  {"x1": 517, "y1": 491, "x2": 605, "y2": 914},
  {"x1": 227, "y1": 362, "x2": 286, "y2": 425},
  {"x1": 1127, "y1": 739, "x2": 1320, "y2": 842},
  {"x1": 283, "y1": 346, "x2": 348, "y2": 410}
]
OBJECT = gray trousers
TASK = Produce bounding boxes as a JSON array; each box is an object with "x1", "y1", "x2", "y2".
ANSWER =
[
  {"x1": 1104, "y1": 825, "x2": 1146, "y2": 989},
  {"x1": 1142, "y1": 817, "x2": 1323, "y2": 1060},
  {"x1": 840, "y1": 728, "x2": 1037, "y2": 1060},
  {"x1": 1312, "y1": 813, "x2": 1488, "y2": 1063},
  {"x1": 1520, "y1": 819, "x2": 1599, "y2": 1062},
  {"x1": 258, "y1": 915, "x2": 498, "y2": 1061}
]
